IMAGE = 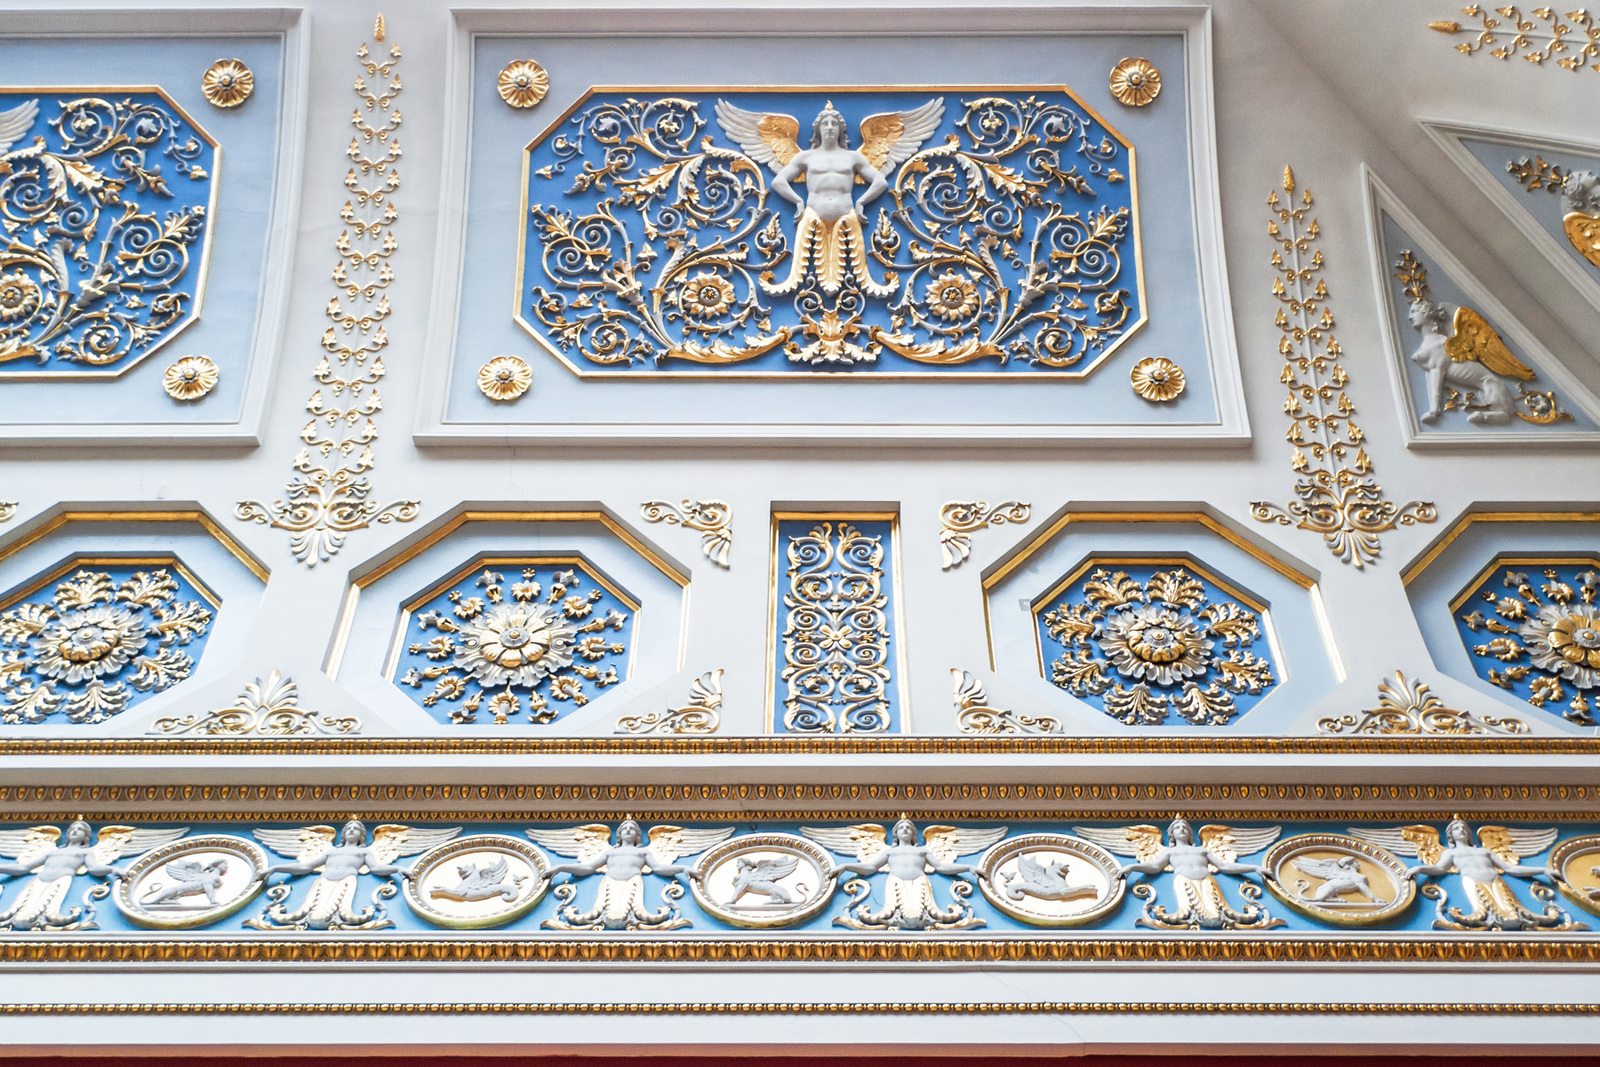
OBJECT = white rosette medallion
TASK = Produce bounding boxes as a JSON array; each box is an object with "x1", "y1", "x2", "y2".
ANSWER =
[
  {"x1": 689, "y1": 833, "x2": 836, "y2": 929},
  {"x1": 1261, "y1": 833, "x2": 1414, "y2": 927},
  {"x1": 976, "y1": 833, "x2": 1125, "y2": 927},
  {"x1": 114, "y1": 835, "x2": 270, "y2": 929},
  {"x1": 402, "y1": 835, "x2": 551, "y2": 929}
]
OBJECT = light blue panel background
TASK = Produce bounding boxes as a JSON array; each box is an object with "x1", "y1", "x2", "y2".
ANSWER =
[
  {"x1": 0, "y1": 35, "x2": 284, "y2": 426},
  {"x1": 447, "y1": 33, "x2": 1219, "y2": 429},
  {"x1": 334, "y1": 520, "x2": 685, "y2": 732},
  {"x1": 987, "y1": 522, "x2": 1337, "y2": 733},
  {"x1": 14, "y1": 817, "x2": 1587, "y2": 935},
  {"x1": 1465, "y1": 137, "x2": 1600, "y2": 284},
  {"x1": 1407, "y1": 518, "x2": 1600, "y2": 734},
  {"x1": 0, "y1": 518, "x2": 266, "y2": 734},
  {"x1": 1379, "y1": 212, "x2": 1598, "y2": 433}
]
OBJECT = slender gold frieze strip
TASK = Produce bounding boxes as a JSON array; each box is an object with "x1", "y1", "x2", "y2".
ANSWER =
[
  {"x1": 939, "y1": 501, "x2": 1030, "y2": 570},
  {"x1": 3, "y1": 937, "x2": 1600, "y2": 966},
  {"x1": 3, "y1": 1000, "x2": 1597, "y2": 1016},
  {"x1": 640, "y1": 500, "x2": 732, "y2": 568},
  {"x1": 1431, "y1": 7, "x2": 1600, "y2": 71},
  {"x1": 1251, "y1": 166, "x2": 1436, "y2": 569},
  {"x1": 1319, "y1": 671, "x2": 1530, "y2": 735},
  {"x1": 235, "y1": 15, "x2": 418, "y2": 565}
]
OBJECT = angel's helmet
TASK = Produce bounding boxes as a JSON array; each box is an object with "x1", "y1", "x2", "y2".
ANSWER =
[
  {"x1": 65, "y1": 819, "x2": 92, "y2": 846},
  {"x1": 1167, "y1": 816, "x2": 1195, "y2": 845},
  {"x1": 617, "y1": 818, "x2": 643, "y2": 846},
  {"x1": 341, "y1": 818, "x2": 368, "y2": 846},
  {"x1": 1446, "y1": 816, "x2": 1472, "y2": 846},
  {"x1": 892, "y1": 817, "x2": 918, "y2": 845},
  {"x1": 811, "y1": 101, "x2": 848, "y2": 149},
  {"x1": 1408, "y1": 297, "x2": 1447, "y2": 332}
]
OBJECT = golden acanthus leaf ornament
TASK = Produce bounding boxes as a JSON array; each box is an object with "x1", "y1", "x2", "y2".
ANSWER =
[
  {"x1": 162, "y1": 356, "x2": 219, "y2": 401},
  {"x1": 498, "y1": 61, "x2": 548, "y2": 109},
  {"x1": 201, "y1": 59, "x2": 254, "y2": 108}
]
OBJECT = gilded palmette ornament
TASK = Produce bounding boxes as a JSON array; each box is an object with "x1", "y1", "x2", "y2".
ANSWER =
[
  {"x1": 1430, "y1": 6, "x2": 1600, "y2": 72},
  {"x1": 0, "y1": 821, "x2": 187, "y2": 930},
  {"x1": 147, "y1": 671, "x2": 361, "y2": 737},
  {"x1": 615, "y1": 670, "x2": 723, "y2": 735},
  {"x1": 1075, "y1": 817, "x2": 1284, "y2": 930},
  {"x1": 529, "y1": 819, "x2": 732, "y2": 930},
  {"x1": 201, "y1": 59, "x2": 254, "y2": 108},
  {"x1": 938, "y1": 500, "x2": 1029, "y2": 570},
  {"x1": 1352, "y1": 818, "x2": 1584, "y2": 931},
  {"x1": 236, "y1": 23, "x2": 417, "y2": 565},
  {"x1": 951, "y1": 669, "x2": 1060, "y2": 734},
  {"x1": 162, "y1": 356, "x2": 219, "y2": 401},
  {"x1": 1318, "y1": 671, "x2": 1528, "y2": 735},
  {"x1": 803, "y1": 819, "x2": 1005, "y2": 930},
  {"x1": 640, "y1": 499, "x2": 733, "y2": 568},
  {"x1": 1251, "y1": 167, "x2": 1435, "y2": 568}
]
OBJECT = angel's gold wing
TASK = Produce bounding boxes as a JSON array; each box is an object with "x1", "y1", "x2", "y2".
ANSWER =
[
  {"x1": 1072, "y1": 824, "x2": 1166, "y2": 863},
  {"x1": 253, "y1": 825, "x2": 338, "y2": 863},
  {"x1": 1349, "y1": 825, "x2": 1444, "y2": 866},
  {"x1": 0, "y1": 826, "x2": 60, "y2": 866},
  {"x1": 858, "y1": 98, "x2": 945, "y2": 175},
  {"x1": 921, "y1": 825, "x2": 1008, "y2": 865},
  {"x1": 713, "y1": 100, "x2": 802, "y2": 170},
  {"x1": 369, "y1": 825, "x2": 462, "y2": 866},
  {"x1": 93, "y1": 825, "x2": 187, "y2": 866},
  {"x1": 1198, "y1": 824, "x2": 1280, "y2": 864},
  {"x1": 1445, "y1": 307, "x2": 1535, "y2": 380},
  {"x1": 1477, "y1": 825, "x2": 1558, "y2": 865},
  {"x1": 1563, "y1": 212, "x2": 1600, "y2": 269},
  {"x1": 646, "y1": 825, "x2": 735, "y2": 865},
  {"x1": 801, "y1": 823, "x2": 889, "y2": 862},
  {"x1": 526, "y1": 824, "x2": 615, "y2": 865}
]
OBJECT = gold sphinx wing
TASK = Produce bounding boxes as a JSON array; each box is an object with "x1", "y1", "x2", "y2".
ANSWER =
[{"x1": 1445, "y1": 307, "x2": 1535, "y2": 380}]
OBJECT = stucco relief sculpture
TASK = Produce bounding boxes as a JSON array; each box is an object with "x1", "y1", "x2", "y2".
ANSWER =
[
  {"x1": 1394, "y1": 250, "x2": 1569, "y2": 426},
  {"x1": 1317, "y1": 671, "x2": 1529, "y2": 736},
  {"x1": 520, "y1": 90, "x2": 1138, "y2": 375},
  {"x1": 246, "y1": 820, "x2": 461, "y2": 931},
  {"x1": 1456, "y1": 560, "x2": 1600, "y2": 724},
  {"x1": 0, "y1": 820, "x2": 186, "y2": 930},
  {"x1": 1258, "y1": 833, "x2": 1416, "y2": 927},
  {"x1": 802, "y1": 819, "x2": 1005, "y2": 930},
  {"x1": 528, "y1": 819, "x2": 733, "y2": 930},
  {"x1": 640, "y1": 499, "x2": 733, "y2": 568},
  {"x1": 1075, "y1": 818, "x2": 1284, "y2": 929},
  {"x1": 689, "y1": 833, "x2": 837, "y2": 929},
  {"x1": 975, "y1": 833, "x2": 1126, "y2": 926},
  {"x1": 1508, "y1": 156, "x2": 1600, "y2": 269},
  {"x1": 147, "y1": 670, "x2": 361, "y2": 737},
  {"x1": 0, "y1": 564, "x2": 214, "y2": 725},
  {"x1": 400, "y1": 835, "x2": 551, "y2": 929},
  {"x1": 1352, "y1": 819, "x2": 1585, "y2": 931},
  {"x1": 937, "y1": 500, "x2": 1029, "y2": 570},
  {"x1": 1038, "y1": 563, "x2": 1275, "y2": 726},
  {"x1": 951, "y1": 669, "x2": 1062, "y2": 734},
  {"x1": 0, "y1": 93, "x2": 214, "y2": 375},
  {"x1": 113, "y1": 835, "x2": 271, "y2": 929}
]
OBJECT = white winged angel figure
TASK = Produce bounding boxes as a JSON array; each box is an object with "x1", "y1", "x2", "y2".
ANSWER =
[
  {"x1": 0, "y1": 820, "x2": 186, "y2": 930},
  {"x1": 1075, "y1": 817, "x2": 1284, "y2": 930},
  {"x1": 802, "y1": 818, "x2": 1005, "y2": 930},
  {"x1": 1351, "y1": 819, "x2": 1583, "y2": 931},
  {"x1": 527, "y1": 818, "x2": 734, "y2": 930},
  {"x1": 714, "y1": 97, "x2": 944, "y2": 298},
  {"x1": 245, "y1": 819, "x2": 461, "y2": 931}
]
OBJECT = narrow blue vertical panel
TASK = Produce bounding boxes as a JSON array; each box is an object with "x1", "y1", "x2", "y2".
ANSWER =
[{"x1": 771, "y1": 516, "x2": 901, "y2": 733}]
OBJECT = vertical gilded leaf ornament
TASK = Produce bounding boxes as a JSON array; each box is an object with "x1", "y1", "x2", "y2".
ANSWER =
[
  {"x1": 235, "y1": 17, "x2": 418, "y2": 565},
  {"x1": 1250, "y1": 167, "x2": 1435, "y2": 569}
]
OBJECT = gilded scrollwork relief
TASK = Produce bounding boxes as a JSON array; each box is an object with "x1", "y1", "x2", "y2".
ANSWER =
[
  {"x1": 640, "y1": 499, "x2": 732, "y2": 568},
  {"x1": 518, "y1": 91, "x2": 1139, "y2": 377},
  {"x1": 1251, "y1": 167, "x2": 1436, "y2": 568},
  {"x1": 938, "y1": 500, "x2": 1029, "y2": 570},
  {"x1": 615, "y1": 669, "x2": 722, "y2": 735},
  {"x1": 1431, "y1": 7, "x2": 1600, "y2": 72},
  {"x1": 774, "y1": 518, "x2": 900, "y2": 733},
  {"x1": 1456, "y1": 559, "x2": 1600, "y2": 724},
  {"x1": 147, "y1": 671, "x2": 360, "y2": 737},
  {"x1": 1318, "y1": 671, "x2": 1529, "y2": 736},
  {"x1": 236, "y1": 17, "x2": 418, "y2": 564},
  {"x1": 951, "y1": 669, "x2": 1061, "y2": 735},
  {"x1": 0, "y1": 92, "x2": 215, "y2": 377},
  {"x1": 1038, "y1": 562, "x2": 1276, "y2": 727},
  {"x1": 0, "y1": 563, "x2": 214, "y2": 725},
  {"x1": 395, "y1": 563, "x2": 634, "y2": 726},
  {"x1": 1507, "y1": 155, "x2": 1600, "y2": 268}
]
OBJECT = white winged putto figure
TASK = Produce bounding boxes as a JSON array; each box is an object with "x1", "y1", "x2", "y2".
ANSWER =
[
  {"x1": 1351, "y1": 819, "x2": 1583, "y2": 931},
  {"x1": 245, "y1": 819, "x2": 461, "y2": 931},
  {"x1": 528, "y1": 818, "x2": 733, "y2": 930},
  {"x1": 802, "y1": 818, "x2": 1005, "y2": 930},
  {"x1": 1075, "y1": 817, "x2": 1284, "y2": 930},
  {"x1": 714, "y1": 98, "x2": 943, "y2": 297},
  {"x1": 0, "y1": 820, "x2": 186, "y2": 930}
]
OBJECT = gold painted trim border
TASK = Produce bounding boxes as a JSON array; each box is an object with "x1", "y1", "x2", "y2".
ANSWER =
[
  {"x1": 1, "y1": 1000, "x2": 1595, "y2": 1015},
  {"x1": 1402, "y1": 511, "x2": 1600, "y2": 587}
]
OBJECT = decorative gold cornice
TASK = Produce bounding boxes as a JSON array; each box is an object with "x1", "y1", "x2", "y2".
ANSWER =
[
  {"x1": 1251, "y1": 166, "x2": 1436, "y2": 568},
  {"x1": 1, "y1": 937, "x2": 1599, "y2": 966}
]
